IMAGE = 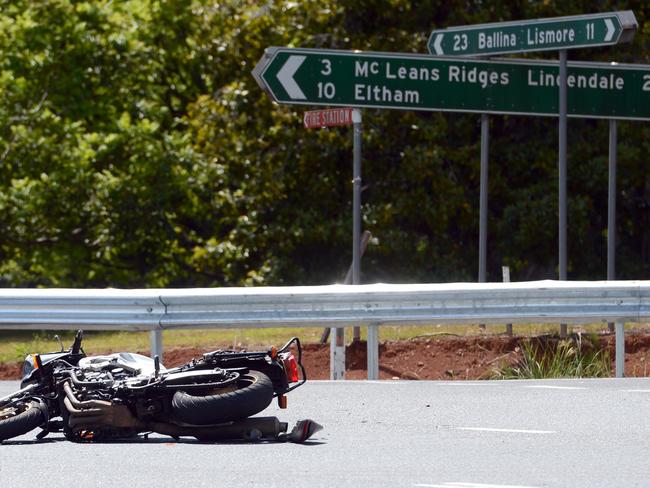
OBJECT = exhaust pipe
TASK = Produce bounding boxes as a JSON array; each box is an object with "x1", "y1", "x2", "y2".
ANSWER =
[
  {"x1": 63, "y1": 397, "x2": 106, "y2": 417},
  {"x1": 63, "y1": 380, "x2": 146, "y2": 431},
  {"x1": 147, "y1": 417, "x2": 288, "y2": 441}
]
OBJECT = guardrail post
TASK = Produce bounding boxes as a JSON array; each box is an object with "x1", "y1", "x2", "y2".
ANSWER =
[
  {"x1": 367, "y1": 323, "x2": 379, "y2": 380},
  {"x1": 330, "y1": 327, "x2": 345, "y2": 380},
  {"x1": 615, "y1": 321, "x2": 625, "y2": 378},
  {"x1": 150, "y1": 330, "x2": 163, "y2": 363},
  {"x1": 502, "y1": 266, "x2": 513, "y2": 336}
]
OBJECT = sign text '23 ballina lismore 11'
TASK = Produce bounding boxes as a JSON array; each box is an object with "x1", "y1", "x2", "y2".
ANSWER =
[
  {"x1": 427, "y1": 11, "x2": 637, "y2": 56},
  {"x1": 252, "y1": 47, "x2": 650, "y2": 121}
]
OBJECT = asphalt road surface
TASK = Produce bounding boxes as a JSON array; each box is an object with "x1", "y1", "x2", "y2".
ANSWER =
[{"x1": 1, "y1": 378, "x2": 650, "y2": 488}]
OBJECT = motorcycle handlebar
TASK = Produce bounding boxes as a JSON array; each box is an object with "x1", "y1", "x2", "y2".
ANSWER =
[{"x1": 0, "y1": 383, "x2": 37, "y2": 407}]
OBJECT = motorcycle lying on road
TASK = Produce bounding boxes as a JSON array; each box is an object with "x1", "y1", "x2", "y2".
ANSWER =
[{"x1": 0, "y1": 331, "x2": 321, "y2": 443}]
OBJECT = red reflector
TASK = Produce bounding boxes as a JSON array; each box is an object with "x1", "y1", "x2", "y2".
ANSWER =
[{"x1": 283, "y1": 354, "x2": 299, "y2": 383}]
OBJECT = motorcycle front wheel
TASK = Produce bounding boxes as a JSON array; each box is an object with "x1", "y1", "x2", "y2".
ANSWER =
[
  {"x1": 0, "y1": 400, "x2": 45, "y2": 441},
  {"x1": 171, "y1": 370, "x2": 274, "y2": 425}
]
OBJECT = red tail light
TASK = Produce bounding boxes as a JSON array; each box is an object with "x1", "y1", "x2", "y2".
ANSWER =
[{"x1": 282, "y1": 354, "x2": 299, "y2": 383}]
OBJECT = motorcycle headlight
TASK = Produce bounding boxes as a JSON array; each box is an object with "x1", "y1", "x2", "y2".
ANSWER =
[{"x1": 22, "y1": 355, "x2": 36, "y2": 378}]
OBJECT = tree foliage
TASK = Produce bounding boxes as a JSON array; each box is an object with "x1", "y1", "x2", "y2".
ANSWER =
[{"x1": 0, "y1": 0, "x2": 649, "y2": 287}]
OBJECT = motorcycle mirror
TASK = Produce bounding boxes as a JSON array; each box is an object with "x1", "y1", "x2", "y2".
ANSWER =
[
  {"x1": 71, "y1": 330, "x2": 83, "y2": 354},
  {"x1": 54, "y1": 335, "x2": 64, "y2": 352}
]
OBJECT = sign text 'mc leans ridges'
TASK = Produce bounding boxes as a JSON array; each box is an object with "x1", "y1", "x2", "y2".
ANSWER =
[
  {"x1": 427, "y1": 11, "x2": 637, "y2": 56},
  {"x1": 252, "y1": 48, "x2": 650, "y2": 121}
]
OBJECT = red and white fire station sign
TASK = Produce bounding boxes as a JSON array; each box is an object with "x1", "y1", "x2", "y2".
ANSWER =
[{"x1": 303, "y1": 108, "x2": 354, "y2": 128}]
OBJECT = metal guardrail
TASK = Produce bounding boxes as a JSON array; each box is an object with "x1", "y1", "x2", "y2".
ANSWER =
[
  {"x1": 0, "y1": 289, "x2": 163, "y2": 330},
  {"x1": 0, "y1": 280, "x2": 648, "y2": 378}
]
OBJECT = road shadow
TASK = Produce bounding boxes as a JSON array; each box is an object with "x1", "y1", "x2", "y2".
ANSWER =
[
  {"x1": 2, "y1": 434, "x2": 326, "y2": 446},
  {"x1": 1, "y1": 437, "x2": 65, "y2": 446}
]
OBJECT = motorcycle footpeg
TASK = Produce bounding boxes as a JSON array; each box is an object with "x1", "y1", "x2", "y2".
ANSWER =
[
  {"x1": 35, "y1": 429, "x2": 49, "y2": 440},
  {"x1": 36, "y1": 420, "x2": 63, "y2": 440}
]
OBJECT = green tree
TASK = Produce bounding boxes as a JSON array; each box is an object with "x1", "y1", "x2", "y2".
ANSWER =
[{"x1": 0, "y1": 1, "x2": 649, "y2": 288}]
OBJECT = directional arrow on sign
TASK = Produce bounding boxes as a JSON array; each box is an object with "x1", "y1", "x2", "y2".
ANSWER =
[
  {"x1": 427, "y1": 11, "x2": 637, "y2": 57},
  {"x1": 431, "y1": 33, "x2": 444, "y2": 55},
  {"x1": 604, "y1": 18, "x2": 615, "y2": 42},
  {"x1": 277, "y1": 55, "x2": 306, "y2": 99}
]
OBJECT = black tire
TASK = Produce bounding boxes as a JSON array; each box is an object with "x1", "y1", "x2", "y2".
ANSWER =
[
  {"x1": 171, "y1": 370, "x2": 274, "y2": 425},
  {"x1": 0, "y1": 401, "x2": 45, "y2": 441}
]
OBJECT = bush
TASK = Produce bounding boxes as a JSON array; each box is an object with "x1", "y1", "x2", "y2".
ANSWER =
[{"x1": 490, "y1": 334, "x2": 611, "y2": 379}]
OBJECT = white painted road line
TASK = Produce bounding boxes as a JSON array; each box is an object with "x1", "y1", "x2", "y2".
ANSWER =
[
  {"x1": 456, "y1": 427, "x2": 556, "y2": 434},
  {"x1": 415, "y1": 483, "x2": 542, "y2": 488},
  {"x1": 523, "y1": 385, "x2": 587, "y2": 390},
  {"x1": 622, "y1": 389, "x2": 650, "y2": 393}
]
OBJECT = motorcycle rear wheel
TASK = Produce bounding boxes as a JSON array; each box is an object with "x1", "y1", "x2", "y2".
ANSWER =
[
  {"x1": 0, "y1": 400, "x2": 45, "y2": 441},
  {"x1": 171, "y1": 370, "x2": 274, "y2": 425}
]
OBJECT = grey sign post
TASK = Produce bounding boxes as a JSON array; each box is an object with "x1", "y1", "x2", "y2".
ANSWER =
[
  {"x1": 608, "y1": 120, "x2": 617, "y2": 285},
  {"x1": 302, "y1": 108, "x2": 361, "y2": 380},
  {"x1": 352, "y1": 109, "x2": 362, "y2": 288},
  {"x1": 478, "y1": 113, "x2": 489, "y2": 286},
  {"x1": 608, "y1": 118, "x2": 624, "y2": 376},
  {"x1": 558, "y1": 49, "x2": 569, "y2": 338},
  {"x1": 324, "y1": 108, "x2": 364, "y2": 380},
  {"x1": 332, "y1": 108, "x2": 363, "y2": 380},
  {"x1": 349, "y1": 108, "x2": 364, "y2": 379}
]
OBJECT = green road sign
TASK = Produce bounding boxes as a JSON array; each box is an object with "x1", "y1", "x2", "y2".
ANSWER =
[
  {"x1": 252, "y1": 47, "x2": 650, "y2": 121},
  {"x1": 427, "y1": 11, "x2": 637, "y2": 56}
]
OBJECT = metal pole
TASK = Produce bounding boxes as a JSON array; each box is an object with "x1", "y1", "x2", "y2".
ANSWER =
[
  {"x1": 351, "y1": 108, "x2": 363, "y2": 377},
  {"x1": 478, "y1": 114, "x2": 489, "y2": 331},
  {"x1": 352, "y1": 109, "x2": 362, "y2": 286},
  {"x1": 559, "y1": 49, "x2": 568, "y2": 339},
  {"x1": 608, "y1": 120, "x2": 618, "y2": 333},
  {"x1": 349, "y1": 109, "x2": 377, "y2": 381},
  {"x1": 150, "y1": 330, "x2": 163, "y2": 363},
  {"x1": 331, "y1": 108, "x2": 363, "y2": 380},
  {"x1": 479, "y1": 114, "x2": 489, "y2": 284}
]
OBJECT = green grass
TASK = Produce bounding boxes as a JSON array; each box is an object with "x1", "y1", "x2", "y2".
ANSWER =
[
  {"x1": 0, "y1": 328, "x2": 322, "y2": 363},
  {"x1": 0, "y1": 322, "x2": 646, "y2": 364},
  {"x1": 490, "y1": 334, "x2": 612, "y2": 379}
]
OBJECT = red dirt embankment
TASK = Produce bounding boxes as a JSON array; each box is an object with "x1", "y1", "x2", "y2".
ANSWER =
[{"x1": 2, "y1": 334, "x2": 650, "y2": 381}]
